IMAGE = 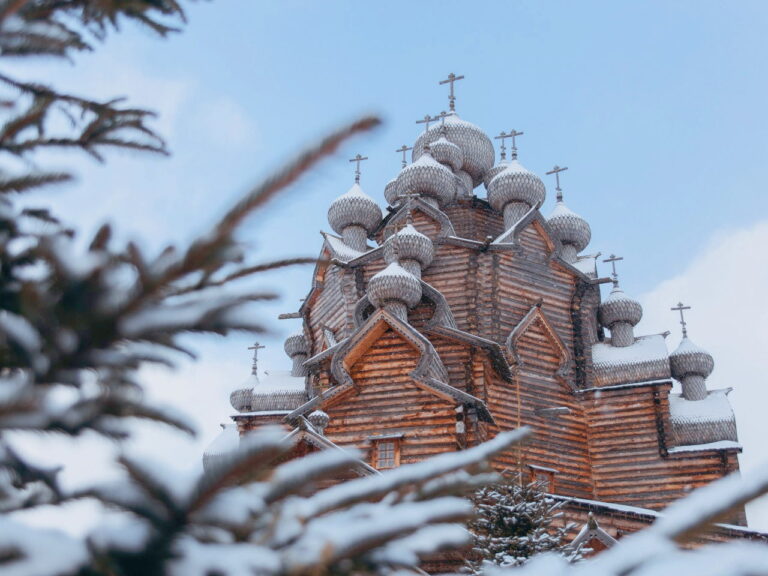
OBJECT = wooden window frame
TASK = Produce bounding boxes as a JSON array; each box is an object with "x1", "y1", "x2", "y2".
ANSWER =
[
  {"x1": 370, "y1": 436, "x2": 402, "y2": 470},
  {"x1": 527, "y1": 464, "x2": 558, "y2": 493}
]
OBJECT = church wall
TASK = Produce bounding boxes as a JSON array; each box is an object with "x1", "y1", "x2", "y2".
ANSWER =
[
  {"x1": 322, "y1": 329, "x2": 459, "y2": 468},
  {"x1": 307, "y1": 264, "x2": 353, "y2": 354},
  {"x1": 442, "y1": 198, "x2": 504, "y2": 242},
  {"x1": 583, "y1": 383, "x2": 744, "y2": 521}
]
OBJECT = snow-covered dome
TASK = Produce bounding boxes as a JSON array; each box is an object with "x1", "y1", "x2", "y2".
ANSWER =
[
  {"x1": 670, "y1": 337, "x2": 715, "y2": 381},
  {"x1": 547, "y1": 201, "x2": 591, "y2": 253},
  {"x1": 430, "y1": 135, "x2": 464, "y2": 172},
  {"x1": 284, "y1": 331, "x2": 308, "y2": 358},
  {"x1": 599, "y1": 286, "x2": 643, "y2": 328},
  {"x1": 487, "y1": 160, "x2": 546, "y2": 213},
  {"x1": 395, "y1": 151, "x2": 456, "y2": 206},
  {"x1": 384, "y1": 224, "x2": 434, "y2": 270},
  {"x1": 413, "y1": 114, "x2": 494, "y2": 187},
  {"x1": 368, "y1": 262, "x2": 422, "y2": 310},
  {"x1": 384, "y1": 178, "x2": 400, "y2": 207},
  {"x1": 327, "y1": 183, "x2": 383, "y2": 235},
  {"x1": 483, "y1": 160, "x2": 509, "y2": 191},
  {"x1": 203, "y1": 424, "x2": 239, "y2": 473}
]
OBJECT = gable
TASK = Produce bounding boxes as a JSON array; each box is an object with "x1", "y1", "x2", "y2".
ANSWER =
[{"x1": 506, "y1": 305, "x2": 570, "y2": 381}]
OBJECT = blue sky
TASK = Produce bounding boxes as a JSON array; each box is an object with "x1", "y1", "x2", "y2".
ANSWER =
[{"x1": 14, "y1": 1, "x2": 768, "y2": 530}]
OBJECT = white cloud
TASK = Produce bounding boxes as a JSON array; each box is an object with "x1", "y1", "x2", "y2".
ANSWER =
[{"x1": 638, "y1": 219, "x2": 768, "y2": 530}]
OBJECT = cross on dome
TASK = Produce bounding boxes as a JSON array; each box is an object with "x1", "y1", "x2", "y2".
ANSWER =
[
  {"x1": 248, "y1": 342, "x2": 265, "y2": 377},
  {"x1": 396, "y1": 144, "x2": 413, "y2": 168},
  {"x1": 494, "y1": 131, "x2": 510, "y2": 160},
  {"x1": 507, "y1": 129, "x2": 524, "y2": 160},
  {"x1": 546, "y1": 165, "x2": 569, "y2": 202},
  {"x1": 671, "y1": 301, "x2": 692, "y2": 338},
  {"x1": 603, "y1": 254, "x2": 624, "y2": 286},
  {"x1": 439, "y1": 72, "x2": 465, "y2": 112},
  {"x1": 348, "y1": 153, "x2": 368, "y2": 184},
  {"x1": 416, "y1": 113, "x2": 439, "y2": 131}
]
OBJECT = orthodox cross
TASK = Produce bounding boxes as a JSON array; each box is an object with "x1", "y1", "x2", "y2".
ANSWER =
[
  {"x1": 508, "y1": 129, "x2": 524, "y2": 160},
  {"x1": 416, "y1": 114, "x2": 439, "y2": 131},
  {"x1": 671, "y1": 302, "x2": 691, "y2": 338},
  {"x1": 546, "y1": 165, "x2": 569, "y2": 201},
  {"x1": 439, "y1": 72, "x2": 465, "y2": 112},
  {"x1": 396, "y1": 144, "x2": 412, "y2": 168},
  {"x1": 494, "y1": 131, "x2": 510, "y2": 160},
  {"x1": 603, "y1": 254, "x2": 624, "y2": 286},
  {"x1": 248, "y1": 342, "x2": 265, "y2": 376},
  {"x1": 349, "y1": 153, "x2": 368, "y2": 184}
]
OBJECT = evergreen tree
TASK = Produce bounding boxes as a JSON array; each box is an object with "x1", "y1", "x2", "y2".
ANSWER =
[{"x1": 467, "y1": 480, "x2": 578, "y2": 571}]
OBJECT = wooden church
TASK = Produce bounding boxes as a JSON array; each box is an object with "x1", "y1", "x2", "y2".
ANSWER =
[{"x1": 205, "y1": 73, "x2": 766, "y2": 548}]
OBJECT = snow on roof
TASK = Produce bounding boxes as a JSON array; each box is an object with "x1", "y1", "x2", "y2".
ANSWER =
[
  {"x1": 323, "y1": 232, "x2": 367, "y2": 261},
  {"x1": 592, "y1": 334, "x2": 669, "y2": 367},
  {"x1": 667, "y1": 440, "x2": 742, "y2": 454},
  {"x1": 669, "y1": 389, "x2": 735, "y2": 426},
  {"x1": 251, "y1": 370, "x2": 306, "y2": 395},
  {"x1": 572, "y1": 255, "x2": 597, "y2": 277}
]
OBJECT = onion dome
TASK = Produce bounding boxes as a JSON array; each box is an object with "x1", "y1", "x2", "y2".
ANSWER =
[
  {"x1": 327, "y1": 183, "x2": 383, "y2": 236},
  {"x1": 483, "y1": 160, "x2": 509, "y2": 191},
  {"x1": 670, "y1": 337, "x2": 715, "y2": 381},
  {"x1": 599, "y1": 286, "x2": 643, "y2": 329},
  {"x1": 384, "y1": 224, "x2": 434, "y2": 270},
  {"x1": 430, "y1": 135, "x2": 463, "y2": 172},
  {"x1": 547, "y1": 201, "x2": 591, "y2": 255},
  {"x1": 203, "y1": 424, "x2": 239, "y2": 473},
  {"x1": 487, "y1": 160, "x2": 546, "y2": 213},
  {"x1": 384, "y1": 178, "x2": 400, "y2": 207},
  {"x1": 368, "y1": 262, "x2": 422, "y2": 310},
  {"x1": 413, "y1": 114, "x2": 494, "y2": 187},
  {"x1": 308, "y1": 410, "x2": 330, "y2": 434},
  {"x1": 395, "y1": 151, "x2": 456, "y2": 206},
  {"x1": 284, "y1": 331, "x2": 308, "y2": 358}
]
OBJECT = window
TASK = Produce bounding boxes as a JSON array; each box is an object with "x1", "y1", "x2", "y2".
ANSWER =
[
  {"x1": 527, "y1": 464, "x2": 558, "y2": 493},
  {"x1": 371, "y1": 437, "x2": 401, "y2": 470}
]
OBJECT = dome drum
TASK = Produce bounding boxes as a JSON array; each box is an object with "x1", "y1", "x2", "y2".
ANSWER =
[
  {"x1": 679, "y1": 374, "x2": 708, "y2": 401},
  {"x1": 342, "y1": 225, "x2": 369, "y2": 253},
  {"x1": 610, "y1": 323, "x2": 635, "y2": 348},
  {"x1": 502, "y1": 202, "x2": 532, "y2": 230}
]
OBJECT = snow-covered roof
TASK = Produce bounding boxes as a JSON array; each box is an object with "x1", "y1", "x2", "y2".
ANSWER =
[
  {"x1": 591, "y1": 334, "x2": 670, "y2": 387},
  {"x1": 572, "y1": 255, "x2": 597, "y2": 277},
  {"x1": 668, "y1": 440, "x2": 742, "y2": 454},
  {"x1": 322, "y1": 232, "x2": 367, "y2": 262},
  {"x1": 202, "y1": 424, "x2": 240, "y2": 472},
  {"x1": 668, "y1": 389, "x2": 738, "y2": 447},
  {"x1": 250, "y1": 370, "x2": 306, "y2": 395}
]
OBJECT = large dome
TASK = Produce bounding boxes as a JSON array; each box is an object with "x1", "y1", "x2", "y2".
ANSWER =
[
  {"x1": 327, "y1": 183, "x2": 383, "y2": 235},
  {"x1": 487, "y1": 160, "x2": 546, "y2": 213},
  {"x1": 395, "y1": 152, "x2": 456, "y2": 206},
  {"x1": 413, "y1": 114, "x2": 494, "y2": 187}
]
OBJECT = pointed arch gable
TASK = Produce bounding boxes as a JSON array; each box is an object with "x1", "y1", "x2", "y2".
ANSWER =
[{"x1": 506, "y1": 303, "x2": 571, "y2": 384}]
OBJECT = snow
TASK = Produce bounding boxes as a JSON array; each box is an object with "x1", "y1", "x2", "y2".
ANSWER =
[
  {"x1": 668, "y1": 440, "x2": 742, "y2": 454},
  {"x1": 669, "y1": 389, "x2": 734, "y2": 425},
  {"x1": 591, "y1": 334, "x2": 669, "y2": 366},
  {"x1": 572, "y1": 255, "x2": 597, "y2": 277},
  {"x1": 250, "y1": 370, "x2": 306, "y2": 394},
  {"x1": 0, "y1": 517, "x2": 88, "y2": 576},
  {"x1": 203, "y1": 423, "x2": 239, "y2": 457},
  {"x1": 323, "y1": 232, "x2": 367, "y2": 260},
  {"x1": 374, "y1": 262, "x2": 417, "y2": 279}
]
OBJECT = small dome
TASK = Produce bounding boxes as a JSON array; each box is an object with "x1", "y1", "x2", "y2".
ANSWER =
[
  {"x1": 368, "y1": 262, "x2": 422, "y2": 309},
  {"x1": 308, "y1": 409, "x2": 330, "y2": 430},
  {"x1": 487, "y1": 160, "x2": 546, "y2": 213},
  {"x1": 483, "y1": 160, "x2": 509, "y2": 191},
  {"x1": 284, "y1": 331, "x2": 308, "y2": 358},
  {"x1": 599, "y1": 286, "x2": 643, "y2": 328},
  {"x1": 384, "y1": 224, "x2": 434, "y2": 269},
  {"x1": 395, "y1": 151, "x2": 456, "y2": 206},
  {"x1": 413, "y1": 114, "x2": 494, "y2": 187},
  {"x1": 384, "y1": 178, "x2": 400, "y2": 207},
  {"x1": 327, "y1": 183, "x2": 383, "y2": 235},
  {"x1": 547, "y1": 201, "x2": 591, "y2": 252},
  {"x1": 430, "y1": 135, "x2": 464, "y2": 172},
  {"x1": 670, "y1": 337, "x2": 715, "y2": 380}
]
